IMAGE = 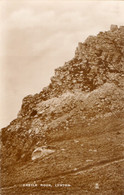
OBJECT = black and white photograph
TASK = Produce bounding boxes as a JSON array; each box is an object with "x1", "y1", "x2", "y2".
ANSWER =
[{"x1": 0, "y1": 0, "x2": 124, "y2": 194}]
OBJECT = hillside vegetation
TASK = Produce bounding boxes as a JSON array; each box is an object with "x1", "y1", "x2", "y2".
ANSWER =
[{"x1": 1, "y1": 25, "x2": 124, "y2": 195}]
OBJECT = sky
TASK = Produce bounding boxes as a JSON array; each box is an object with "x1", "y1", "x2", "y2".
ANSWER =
[{"x1": 0, "y1": 0, "x2": 124, "y2": 129}]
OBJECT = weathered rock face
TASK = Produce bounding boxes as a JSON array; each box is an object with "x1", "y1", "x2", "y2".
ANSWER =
[
  {"x1": 1, "y1": 25, "x2": 124, "y2": 167},
  {"x1": 18, "y1": 25, "x2": 124, "y2": 118},
  {"x1": 32, "y1": 146, "x2": 55, "y2": 161}
]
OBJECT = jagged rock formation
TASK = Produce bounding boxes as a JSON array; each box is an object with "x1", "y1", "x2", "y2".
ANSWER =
[
  {"x1": 18, "y1": 25, "x2": 124, "y2": 118},
  {"x1": 1, "y1": 25, "x2": 124, "y2": 195},
  {"x1": 1, "y1": 24, "x2": 124, "y2": 164}
]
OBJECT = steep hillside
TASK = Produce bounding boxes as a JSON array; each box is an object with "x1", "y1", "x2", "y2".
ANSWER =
[{"x1": 1, "y1": 25, "x2": 124, "y2": 195}]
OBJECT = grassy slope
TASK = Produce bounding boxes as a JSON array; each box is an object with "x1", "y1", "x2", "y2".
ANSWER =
[{"x1": 1, "y1": 111, "x2": 124, "y2": 195}]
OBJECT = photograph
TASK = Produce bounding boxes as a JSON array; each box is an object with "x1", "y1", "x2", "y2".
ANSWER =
[{"x1": 0, "y1": 0, "x2": 124, "y2": 194}]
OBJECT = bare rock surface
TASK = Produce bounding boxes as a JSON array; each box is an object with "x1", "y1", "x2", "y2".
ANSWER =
[{"x1": 1, "y1": 25, "x2": 124, "y2": 195}]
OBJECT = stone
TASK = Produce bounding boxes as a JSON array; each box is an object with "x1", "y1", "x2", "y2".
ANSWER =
[
  {"x1": 32, "y1": 147, "x2": 55, "y2": 160},
  {"x1": 110, "y1": 24, "x2": 118, "y2": 31},
  {"x1": 95, "y1": 183, "x2": 99, "y2": 189},
  {"x1": 119, "y1": 26, "x2": 124, "y2": 32},
  {"x1": 78, "y1": 42, "x2": 82, "y2": 50}
]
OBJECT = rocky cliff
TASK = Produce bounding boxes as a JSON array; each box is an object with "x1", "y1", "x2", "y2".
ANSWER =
[
  {"x1": 17, "y1": 25, "x2": 124, "y2": 117},
  {"x1": 1, "y1": 25, "x2": 124, "y2": 195}
]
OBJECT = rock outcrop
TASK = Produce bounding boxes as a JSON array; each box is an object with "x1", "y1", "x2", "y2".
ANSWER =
[
  {"x1": 18, "y1": 25, "x2": 124, "y2": 118},
  {"x1": 1, "y1": 25, "x2": 124, "y2": 194},
  {"x1": 1, "y1": 24, "x2": 124, "y2": 164},
  {"x1": 1, "y1": 24, "x2": 124, "y2": 163}
]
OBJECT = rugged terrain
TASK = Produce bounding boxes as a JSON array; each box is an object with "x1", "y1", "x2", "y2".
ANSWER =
[{"x1": 1, "y1": 25, "x2": 124, "y2": 195}]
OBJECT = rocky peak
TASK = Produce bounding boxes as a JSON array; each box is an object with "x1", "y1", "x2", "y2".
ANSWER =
[
  {"x1": 1, "y1": 25, "x2": 124, "y2": 194},
  {"x1": 1, "y1": 25, "x2": 124, "y2": 167},
  {"x1": 110, "y1": 24, "x2": 118, "y2": 31},
  {"x1": 18, "y1": 25, "x2": 124, "y2": 118}
]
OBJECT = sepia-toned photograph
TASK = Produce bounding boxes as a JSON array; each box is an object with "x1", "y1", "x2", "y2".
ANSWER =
[{"x1": 0, "y1": 0, "x2": 124, "y2": 194}]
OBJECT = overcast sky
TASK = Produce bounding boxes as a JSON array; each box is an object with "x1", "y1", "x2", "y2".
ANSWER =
[{"x1": 0, "y1": 0, "x2": 124, "y2": 129}]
